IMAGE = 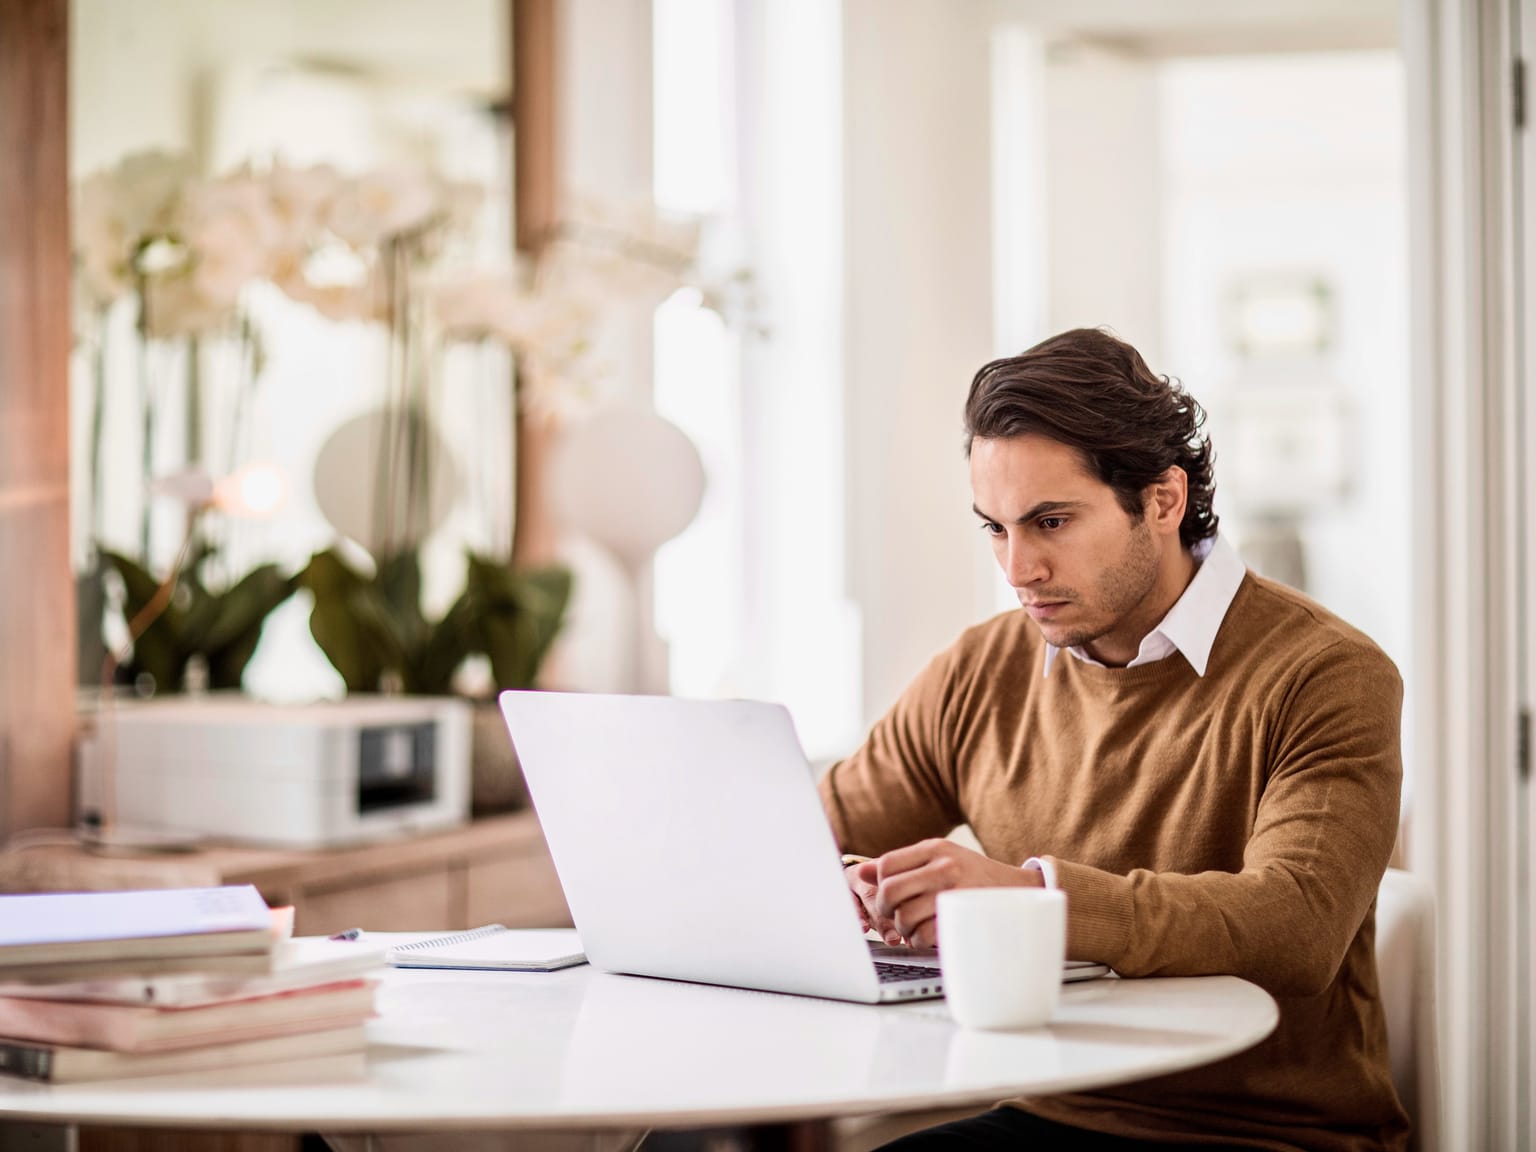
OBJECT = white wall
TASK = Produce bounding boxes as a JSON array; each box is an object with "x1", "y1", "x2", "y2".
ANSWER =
[
  {"x1": 1043, "y1": 43, "x2": 1164, "y2": 361},
  {"x1": 726, "y1": 0, "x2": 862, "y2": 757},
  {"x1": 842, "y1": 0, "x2": 1000, "y2": 728},
  {"x1": 1159, "y1": 52, "x2": 1412, "y2": 690}
]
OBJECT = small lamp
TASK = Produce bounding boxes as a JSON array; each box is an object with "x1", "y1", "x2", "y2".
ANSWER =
[{"x1": 548, "y1": 408, "x2": 706, "y2": 693}]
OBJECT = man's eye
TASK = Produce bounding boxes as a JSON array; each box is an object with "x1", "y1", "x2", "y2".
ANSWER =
[
  {"x1": 979, "y1": 521, "x2": 1004, "y2": 536},
  {"x1": 1039, "y1": 517, "x2": 1067, "y2": 531}
]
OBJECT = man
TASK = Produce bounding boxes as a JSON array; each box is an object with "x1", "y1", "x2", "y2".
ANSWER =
[{"x1": 819, "y1": 328, "x2": 1406, "y2": 1151}]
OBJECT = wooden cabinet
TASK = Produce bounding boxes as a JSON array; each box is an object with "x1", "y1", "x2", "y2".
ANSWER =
[
  {"x1": 295, "y1": 869, "x2": 459, "y2": 934},
  {"x1": 466, "y1": 844, "x2": 569, "y2": 929},
  {"x1": 0, "y1": 810, "x2": 572, "y2": 934}
]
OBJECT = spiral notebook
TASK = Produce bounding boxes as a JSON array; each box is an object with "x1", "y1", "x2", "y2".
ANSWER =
[{"x1": 386, "y1": 925, "x2": 586, "y2": 972}]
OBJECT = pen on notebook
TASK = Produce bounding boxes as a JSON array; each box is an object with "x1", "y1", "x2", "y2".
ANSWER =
[{"x1": 328, "y1": 927, "x2": 364, "y2": 941}]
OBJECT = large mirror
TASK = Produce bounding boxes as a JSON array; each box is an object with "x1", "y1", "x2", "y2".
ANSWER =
[{"x1": 70, "y1": 0, "x2": 522, "y2": 702}]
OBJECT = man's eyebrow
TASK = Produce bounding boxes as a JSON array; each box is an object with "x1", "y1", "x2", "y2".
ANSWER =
[{"x1": 971, "y1": 500, "x2": 1086, "y2": 525}]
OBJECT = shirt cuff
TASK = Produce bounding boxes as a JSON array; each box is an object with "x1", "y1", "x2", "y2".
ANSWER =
[{"x1": 1023, "y1": 856, "x2": 1058, "y2": 889}]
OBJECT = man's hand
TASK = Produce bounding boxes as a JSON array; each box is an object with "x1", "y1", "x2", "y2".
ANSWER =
[
  {"x1": 841, "y1": 859, "x2": 903, "y2": 946},
  {"x1": 853, "y1": 839, "x2": 1043, "y2": 949}
]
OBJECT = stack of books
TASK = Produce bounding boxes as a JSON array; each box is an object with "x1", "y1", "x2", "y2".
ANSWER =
[{"x1": 0, "y1": 885, "x2": 383, "y2": 1082}]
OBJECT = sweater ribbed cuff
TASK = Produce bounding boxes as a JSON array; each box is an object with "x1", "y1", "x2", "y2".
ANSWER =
[{"x1": 1046, "y1": 856, "x2": 1136, "y2": 964}]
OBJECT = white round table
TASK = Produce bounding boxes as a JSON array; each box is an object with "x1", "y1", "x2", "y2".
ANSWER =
[{"x1": 0, "y1": 963, "x2": 1277, "y2": 1138}]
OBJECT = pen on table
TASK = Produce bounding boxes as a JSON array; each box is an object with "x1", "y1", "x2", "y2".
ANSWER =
[{"x1": 328, "y1": 927, "x2": 364, "y2": 941}]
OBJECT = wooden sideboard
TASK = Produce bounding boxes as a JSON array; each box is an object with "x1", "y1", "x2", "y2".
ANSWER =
[{"x1": 0, "y1": 810, "x2": 571, "y2": 935}]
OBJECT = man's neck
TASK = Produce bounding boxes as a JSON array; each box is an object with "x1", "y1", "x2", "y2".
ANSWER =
[{"x1": 1078, "y1": 544, "x2": 1199, "y2": 668}]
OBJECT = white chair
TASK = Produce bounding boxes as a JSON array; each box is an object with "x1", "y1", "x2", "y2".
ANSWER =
[{"x1": 1375, "y1": 867, "x2": 1442, "y2": 1152}]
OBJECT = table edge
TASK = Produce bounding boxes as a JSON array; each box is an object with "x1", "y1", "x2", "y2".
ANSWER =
[{"x1": 0, "y1": 977, "x2": 1281, "y2": 1133}]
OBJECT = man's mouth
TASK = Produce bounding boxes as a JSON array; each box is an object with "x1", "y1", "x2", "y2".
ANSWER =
[{"x1": 1022, "y1": 600, "x2": 1068, "y2": 619}]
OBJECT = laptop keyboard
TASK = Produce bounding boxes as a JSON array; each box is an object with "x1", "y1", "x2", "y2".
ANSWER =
[{"x1": 874, "y1": 960, "x2": 940, "y2": 983}]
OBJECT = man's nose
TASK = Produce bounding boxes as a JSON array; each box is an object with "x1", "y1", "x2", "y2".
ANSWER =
[{"x1": 1004, "y1": 537, "x2": 1046, "y2": 587}]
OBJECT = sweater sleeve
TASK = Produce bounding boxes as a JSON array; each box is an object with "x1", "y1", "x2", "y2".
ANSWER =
[
  {"x1": 818, "y1": 642, "x2": 967, "y2": 856},
  {"x1": 1045, "y1": 640, "x2": 1403, "y2": 998}
]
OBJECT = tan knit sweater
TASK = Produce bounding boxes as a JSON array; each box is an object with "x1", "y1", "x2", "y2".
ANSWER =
[{"x1": 819, "y1": 572, "x2": 1407, "y2": 1152}]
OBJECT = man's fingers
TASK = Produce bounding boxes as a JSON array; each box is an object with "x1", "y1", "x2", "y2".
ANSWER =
[
  {"x1": 891, "y1": 894, "x2": 938, "y2": 944},
  {"x1": 858, "y1": 843, "x2": 965, "y2": 947},
  {"x1": 868, "y1": 850, "x2": 959, "y2": 947},
  {"x1": 865, "y1": 896, "x2": 902, "y2": 945},
  {"x1": 857, "y1": 840, "x2": 1025, "y2": 949},
  {"x1": 905, "y1": 918, "x2": 939, "y2": 949},
  {"x1": 873, "y1": 908, "x2": 903, "y2": 946},
  {"x1": 851, "y1": 891, "x2": 872, "y2": 929},
  {"x1": 846, "y1": 862, "x2": 900, "y2": 942},
  {"x1": 874, "y1": 838, "x2": 950, "y2": 878},
  {"x1": 874, "y1": 856, "x2": 957, "y2": 921}
]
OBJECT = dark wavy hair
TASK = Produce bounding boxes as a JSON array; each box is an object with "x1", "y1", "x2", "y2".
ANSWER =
[{"x1": 963, "y1": 328, "x2": 1218, "y2": 549}]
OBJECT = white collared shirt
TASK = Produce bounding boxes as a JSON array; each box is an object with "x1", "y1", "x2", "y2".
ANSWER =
[
  {"x1": 1040, "y1": 533, "x2": 1246, "y2": 679},
  {"x1": 1024, "y1": 533, "x2": 1246, "y2": 888}
]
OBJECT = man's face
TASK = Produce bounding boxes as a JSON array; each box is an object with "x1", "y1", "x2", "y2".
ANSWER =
[{"x1": 970, "y1": 434, "x2": 1163, "y2": 661}]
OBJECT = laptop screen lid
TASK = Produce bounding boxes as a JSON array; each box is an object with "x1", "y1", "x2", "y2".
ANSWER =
[{"x1": 499, "y1": 690, "x2": 888, "y2": 1002}]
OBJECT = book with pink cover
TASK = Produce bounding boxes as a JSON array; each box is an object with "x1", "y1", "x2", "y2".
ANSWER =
[
  {"x1": 0, "y1": 936, "x2": 387, "y2": 1006},
  {"x1": 0, "y1": 980, "x2": 376, "y2": 1052}
]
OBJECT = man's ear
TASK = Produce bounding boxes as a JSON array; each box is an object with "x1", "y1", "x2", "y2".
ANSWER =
[{"x1": 1145, "y1": 467, "x2": 1188, "y2": 535}]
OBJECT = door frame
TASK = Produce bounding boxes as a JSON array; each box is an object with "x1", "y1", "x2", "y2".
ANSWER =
[{"x1": 1404, "y1": 0, "x2": 1527, "y2": 1147}]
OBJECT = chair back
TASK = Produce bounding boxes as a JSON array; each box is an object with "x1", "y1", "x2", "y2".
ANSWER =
[{"x1": 1375, "y1": 868, "x2": 1440, "y2": 1152}]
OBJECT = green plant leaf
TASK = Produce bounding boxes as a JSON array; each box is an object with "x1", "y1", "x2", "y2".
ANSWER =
[
  {"x1": 414, "y1": 590, "x2": 474, "y2": 696},
  {"x1": 100, "y1": 549, "x2": 185, "y2": 693},
  {"x1": 376, "y1": 550, "x2": 428, "y2": 652},
  {"x1": 300, "y1": 549, "x2": 394, "y2": 693},
  {"x1": 478, "y1": 611, "x2": 536, "y2": 689},
  {"x1": 202, "y1": 564, "x2": 296, "y2": 690},
  {"x1": 176, "y1": 547, "x2": 222, "y2": 652},
  {"x1": 513, "y1": 566, "x2": 574, "y2": 682},
  {"x1": 100, "y1": 549, "x2": 163, "y2": 621},
  {"x1": 206, "y1": 626, "x2": 262, "y2": 691},
  {"x1": 75, "y1": 557, "x2": 109, "y2": 686},
  {"x1": 203, "y1": 563, "x2": 292, "y2": 651},
  {"x1": 464, "y1": 556, "x2": 574, "y2": 690}
]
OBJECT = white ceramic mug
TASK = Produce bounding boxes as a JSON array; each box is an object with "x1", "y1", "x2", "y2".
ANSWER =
[{"x1": 937, "y1": 887, "x2": 1067, "y2": 1030}]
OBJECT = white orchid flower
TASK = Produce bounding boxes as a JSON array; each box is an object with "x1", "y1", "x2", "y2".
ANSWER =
[
  {"x1": 108, "y1": 150, "x2": 194, "y2": 244},
  {"x1": 327, "y1": 167, "x2": 445, "y2": 247},
  {"x1": 179, "y1": 173, "x2": 280, "y2": 310},
  {"x1": 73, "y1": 151, "x2": 195, "y2": 307},
  {"x1": 267, "y1": 161, "x2": 342, "y2": 245},
  {"x1": 75, "y1": 171, "x2": 132, "y2": 305}
]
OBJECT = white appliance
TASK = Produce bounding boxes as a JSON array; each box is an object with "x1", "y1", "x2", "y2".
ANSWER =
[{"x1": 79, "y1": 696, "x2": 472, "y2": 848}]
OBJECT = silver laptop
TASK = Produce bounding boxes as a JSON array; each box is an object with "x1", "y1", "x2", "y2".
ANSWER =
[{"x1": 500, "y1": 690, "x2": 1108, "y2": 1004}]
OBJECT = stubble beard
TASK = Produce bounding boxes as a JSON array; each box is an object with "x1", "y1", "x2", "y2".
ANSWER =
[{"x1": 1038, "y1": 518, "x2": 1161, "y2": 653}]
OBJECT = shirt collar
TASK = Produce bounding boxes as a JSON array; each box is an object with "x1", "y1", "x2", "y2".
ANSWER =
[{"x1": 1041, "y1": 533, "x2": 1246, "y2": 678}]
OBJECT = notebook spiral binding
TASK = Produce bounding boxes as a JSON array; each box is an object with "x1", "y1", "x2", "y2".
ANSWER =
[{"x1": 389, "y1": 924, "x2": 508, "y2": 953}]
